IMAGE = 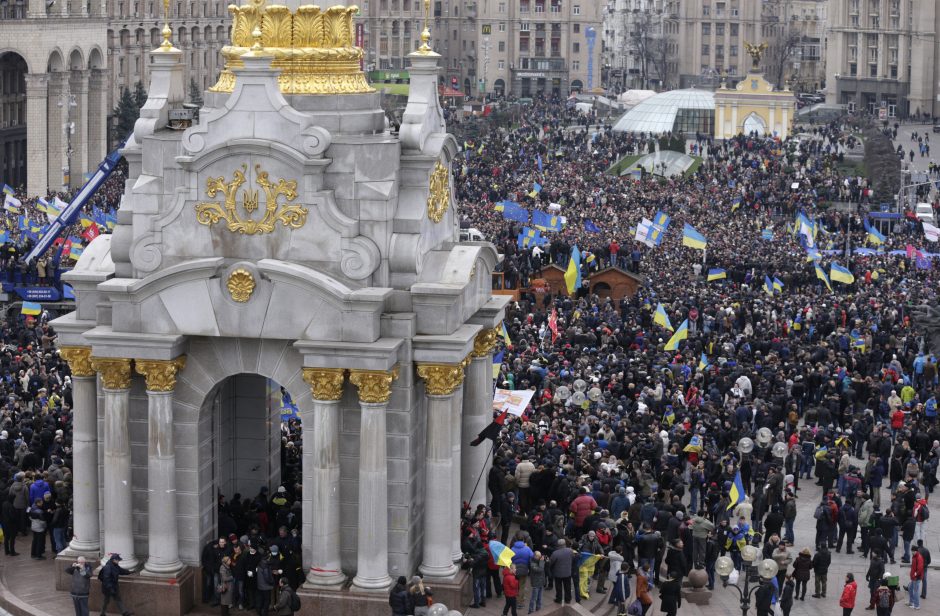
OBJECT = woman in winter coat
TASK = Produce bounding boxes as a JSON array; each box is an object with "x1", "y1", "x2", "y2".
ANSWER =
[
  {"x1": 527, "y1": 552, "x2": 546, "y2": 613},
  {"x1": 791, "y1": 547, "x2": 813, "y2": 600},
  {"x1": 840, "y1": 572, "x2": 857, "y2": 616},
  {"x1": 219, "y1": 556, "x2": 235, "y2": 615},
  {"x1": 658, "y1": 570, "x2": 682, "y2": 616},
  {"x1": 635, "y1": 564, "x2": 653, "y2": 616}
]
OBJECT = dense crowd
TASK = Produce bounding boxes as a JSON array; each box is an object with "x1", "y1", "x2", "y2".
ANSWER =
[{"x1": 446, "y1": 100, "x2": 938, "y2": 616}]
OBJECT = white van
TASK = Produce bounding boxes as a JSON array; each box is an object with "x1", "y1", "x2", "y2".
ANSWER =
[
  {"x1": 915, "y1": 203, "x2": 936, "y2": 225},
  {"x1": 459, "y1": 227, "x2": 485, "y2": 242}
]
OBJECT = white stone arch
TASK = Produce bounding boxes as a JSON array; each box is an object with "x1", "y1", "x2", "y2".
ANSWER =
[
  {"x1": 0, "y1": 49, "x2": 33, "y2": 74},
  {"x1": 87, "y1": 46, "x2": 105, "y2": 70},
  {"x1": 47, "y1": 49, "x2": 65, "y2": 73}
]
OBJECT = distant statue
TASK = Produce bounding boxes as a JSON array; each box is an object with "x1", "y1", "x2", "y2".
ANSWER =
[
  {"x1": 744, "y1": 42, "x2": 769, "y2": 71},
  {"x1": 911, "y1": 304, "x2": 940, "y2": 355}
]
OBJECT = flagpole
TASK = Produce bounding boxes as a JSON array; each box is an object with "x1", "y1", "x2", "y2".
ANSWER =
[{"x1": 465, "y1": 440, "x2": 500, "y2": 516}]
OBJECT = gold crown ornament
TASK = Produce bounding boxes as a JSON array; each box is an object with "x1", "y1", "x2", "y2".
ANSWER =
[{"x1": 210, "y1": 1, "x2": 374, "y2": 95}]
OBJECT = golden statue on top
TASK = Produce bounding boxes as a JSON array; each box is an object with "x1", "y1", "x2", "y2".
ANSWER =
[
  {"x1": 210, "y1": 3, "x2": 375, "y2": 95},
  {"x1": 743, "y1": 41, "x2": 768, "y2": 71}
]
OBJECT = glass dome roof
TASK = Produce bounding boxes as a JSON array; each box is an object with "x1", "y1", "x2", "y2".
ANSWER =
[{"x1": 613, "y1": 88, "x2": 715, "y2": 134}]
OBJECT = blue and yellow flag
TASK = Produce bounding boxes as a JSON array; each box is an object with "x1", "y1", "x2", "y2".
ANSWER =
[
  {"x1": 1, "y1": 184, "x2": 14, "y2": 197},
  {"x1": 850, "y1": 330, "x2": 866, "y2": 352},
  {"x1": 761, "y1": 228, "x2": 774, "y2": 241},
  {"x1": 500, "y1": 322, "x2": 511, "y2": 346},
  {"x1": 863, "y1": 217, "x2": 886, "y2": 245},
  {"x1": 814, "y1": 263, "x2": 833, "y2": 292},
  {"x1": 773, "y1": 277, "x2": 784, "y2": 292},
  {"x1": 664, "y1": 319, "x2": 689, "y2": 351},
  {"x1": 578, "y1": 552, "x2": 603, "y2": 569},
  {"x1": 682, "y1": 223, "x2": 707, "y2": 249},
  {"x1": 707, "y1": 268, "x2": 726, "y2": 281},
  {"x1": 564, "y1": 245, "x2": 582, "y2": 294},
  {"x1": 698, "y1": 353, "x2": 709, "y2": 371},
  {"x1": 830, "y1": 262, "x2": 855, "y2": 284},
  {"x1": 492, "y1": 351, "x2": 504, "y2": 379},
  {"x1": 584, "y1": 219, "x2": 601, "y2": 233},
  {"x1": 727, "y1": 470, "x2": 745, "y2": 509},
  {"x1": 764, "y1": 275, "x2": 774, "y2": 296},
  {"x1": 663, "y1": 406, "x2": 676, "y2": 427},
  {"x1": 20, "y1": 301, "x2": 41, "y2": 316},
  {"x1": 653, "y1": 303, "x2": 674, "y2": 331},
  {"x1": 652, "y1": 211, "x2": 671, "y2": 230}
]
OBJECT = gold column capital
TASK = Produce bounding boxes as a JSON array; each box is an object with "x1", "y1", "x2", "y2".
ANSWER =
[
  {"x1": 60, "y1": 346, "x2": 95, "y2": 377},
  {"x1": 416, "y1": 363, "x2": 465, "y2": 396},
  {"x1": 472, "y1": 327, "x2": 499, "y2": 358},
  {"x1": 135, "y1": 357, "x2": 187, "y2": 392},
  {"x1": 302, "y1": 368, "x2": 347, "y2": 401},
  {"x1": 90, "y1": 357, "x2": 133, "y2": 390},
  {"x1": 349, "y1": 366, "x2": 399, "y2": 404}
]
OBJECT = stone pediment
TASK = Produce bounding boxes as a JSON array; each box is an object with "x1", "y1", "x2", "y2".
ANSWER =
[{"x1": 97, "y1": 257, "x2": 390, "y2": 343}]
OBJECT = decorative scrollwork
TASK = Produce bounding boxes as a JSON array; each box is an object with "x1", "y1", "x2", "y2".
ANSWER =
[
  {"x1": 427, "y1": 161, "x2": 450, "y2": 223},
  {"x1": 60, "y1": 346, "x2": 95, "y2": 377},
  {"x1": 349, "y1": 366, "x2": 399, "y2": 404},
  {"x1": 195, "y1": 164, "x2": 308, "y2": 235},
  {"x1": 416, "y1": 363, "x2": 465, "y2": 396},
  {"x1": 303, "y1": 368, "x2": 347, "y2": 401},
  {"x1": 90, "y1": 357, "x2": 133, "y2": 390},
  {"x1": 135, "y1": 357, "x2": 187, "y2": 392},
  {"x1": 472, "y1": 328, "x2": 498, "y2": 358}
]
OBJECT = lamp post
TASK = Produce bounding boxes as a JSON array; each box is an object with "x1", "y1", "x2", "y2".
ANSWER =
[
  {"x1": 57, "y1": 89, "x2": 77, "y2": 191},
  {"x1": 715, "y1": 548, "x2": 779, "y2": 616}
]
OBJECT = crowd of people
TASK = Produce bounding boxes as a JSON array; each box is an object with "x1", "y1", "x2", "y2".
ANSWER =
[{"x1": 446, "y1": 99, "x2": 938, "y2": 616}]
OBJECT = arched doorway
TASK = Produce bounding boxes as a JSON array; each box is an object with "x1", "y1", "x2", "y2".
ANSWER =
[
  {"x1": 494, "y1": 78, "x2": 505, "y2": 97},
  {"x1": 0, "y1": 52, "x2": 28, "y2": 190},
  {"x1": 743, "y1": 112, "x2": 767, "y2": 136},
  {"x1": 571, "y1": 79, "x2": 583, "y2": 93},
  {"x1": 463, "y1": 77, "x2": 471, "y2": 98},
  {"x1": 591, "y1": 281, "x2": 612, "y2": 298}
]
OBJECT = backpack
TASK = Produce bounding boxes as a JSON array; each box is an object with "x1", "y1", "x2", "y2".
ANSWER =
[
  {"x1": 814, "y1": 505, "x2": 826, "y2": 520},
  {"x1": 290, "y1": 590, "x2": 301, "y2": 611},
  {"x1": 917, "y1": 504, "x2": 929, "y2": 521},
  {"x1": 877, "y1": 588, "x2": 891, "y2": 609}
]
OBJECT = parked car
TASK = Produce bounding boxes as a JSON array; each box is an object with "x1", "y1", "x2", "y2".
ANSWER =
[{"x1": 915, "y1": 202, "x2": 936, "y2": 224}]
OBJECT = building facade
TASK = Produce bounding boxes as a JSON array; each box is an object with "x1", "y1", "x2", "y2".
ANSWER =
[
  {"x1": 360, "y1": 0, "x2": 603, "y2": 99},
  {"x1": 825, "y1": 0, "x2": 939, "y2": 119},
  {"x1": 0, "y1": 0, "x2": 229, "y2": 196}
]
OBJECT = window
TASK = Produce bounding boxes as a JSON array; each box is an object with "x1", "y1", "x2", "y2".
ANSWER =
[
  {"x1": 520, "y1": 34, "x2": 529, "y2": 51},
  {"x1": 520, "y1": 22, "x2": 530, "y2": 31},
  {"x1": 520, "y1": 0, "x2": 529, "y2": 12},
  {"x1": 702, "y1": 44, "x2": 710, "y2": 55},
  {"x1": 716, "y1": 23, "x2": 724, "y2": 36},
  {"x1": 702, "y1": 5, "x2": 709, "y2": 15},
  {"x1": 499, "y1": 2, "x2": 506, "y2": 12},
  {"x1": 499, "y1": 41, "x2": 505, "y2": 51},
  {"x1": 702, "y1": 23, "x2": 710, "y2": 36},
  {"x1": 498, "y1": 60, "x2": 505, "y2": 69},
  {"x1": 869, "y1": 64, "x2": 877, "y2": 78},
  {"x1": 573, "y1": 5, "x2": 580, "y2": 15},
  {"x1": 550, "y1": 0, "x2": 561, "y2": 13},
  {"x1": 730, "y1": 45, "x2": 737, "y2": 57},
  {"x1": 730, "y1": 23, "x2": 738, "y2": 37},
  {"x1": 535, "y1": 0, "x2": 544, "y2": 13},
  {"x1": 849, "y1": 63, "x2": 857, "y2": 76},
  {"x1": 499, "y1": 22, "x2": 506, "y2": 32},
  {"x1": 572, "y1": 60, "x2": 580, "y2": 70},
  {"x1": 890, "y1": 65, "x2": 898, "y2": 78},
  {"x1": 573, "y1": 24, "x2": 580, "y2": 33},
  {"x1": 573, "y1": 42, "x2": 580, "y2": 53},
  {"x1": 715, "y1": 44, "x2": 724, "y2": 58}
]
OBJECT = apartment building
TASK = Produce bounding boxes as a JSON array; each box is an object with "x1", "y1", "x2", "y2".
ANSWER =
[{"x1": 825, "y1": 0, "x2": 939, "y2": 119}]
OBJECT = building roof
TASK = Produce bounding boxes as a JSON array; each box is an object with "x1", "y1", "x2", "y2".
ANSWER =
[{"x1": 613, "y1": 88, "x2": 715, "y2": 134}]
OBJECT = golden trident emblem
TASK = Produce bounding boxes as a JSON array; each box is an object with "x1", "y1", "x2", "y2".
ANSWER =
[{"x1": 195, "y1": 164, "x2": 308, "y2": 235}]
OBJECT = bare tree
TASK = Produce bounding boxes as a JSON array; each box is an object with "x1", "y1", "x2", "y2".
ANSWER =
[
  {"x1": 762, "y1": 25, "x2": 802, "y2": 90},
  {"x1": 627, "y1": 12, "x2": 674, "y2": 90}
]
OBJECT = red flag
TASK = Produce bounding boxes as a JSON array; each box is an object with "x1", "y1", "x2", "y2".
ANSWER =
[
  {"x1": 548, "y1": 308, "x2": 559, "y2": 343},
  {"x1": 61, "y1": 240, "x2": 72, "y2": 257},
  {"x1": 82, "y1": 224, "x2": 100, "y2": 242}
]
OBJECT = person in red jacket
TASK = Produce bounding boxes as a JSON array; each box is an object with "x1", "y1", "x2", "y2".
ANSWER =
[
  {"x1": 840, "y1": 572, "x2": 858, "y2": 616},
  {"x1": 908, "y1": 548, "x2": 924, "y2": 609},
  {"x1": 501, "y1": 564, "x2": 520, "y2": 616},
  {"x1": 569, "y1": 488, "x2": 598, "y2": 536}
]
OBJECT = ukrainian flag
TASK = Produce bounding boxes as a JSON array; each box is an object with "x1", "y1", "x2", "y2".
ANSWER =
[
  {"x1": 864, "y1": 218, "x2": 886, "y2": 245},
  {"x1": 682, "y1": 223, "x2": 707, "y2": 249},
  {"x1": 764, "y1": 275, "x2": 774, "y2": 296},
  {"x1": 850, "y1": 331, "x2": 866, "y2": 352},
  {"x1": 21, "y1": 301, "x2": 41, "y2": 316},
  {"x1": 492, "y1": 351, "x2": 504, "y2": 379},
  {"x1": 773, "y1": 277, "x2": 784, "y2": 292},
  {"x1": 727, "y1": 469, "x2": 745, "y2": 509},
  {"x1": 664, "y1": 319, "x2": 689, "y2": 351},
  {"x1": 707, "y1": 268, "x2": 726, "y2": 281},
  {"x1": 698, "y1": 353, "x2": 709, "y2": 371},
  {"x1": 564, "y1": 245, "x2": 582, "y2": 294},
  {"x1": 578, "y1": 552, "x2": 603, "y2": 569},
  {"x1": 663, "y1": 406, "x2": 676, "y2": 426},
  {"x1": 652, "y1": 211, "x2": 671, "y2": 229},
  {"x1": 814, "y1": 263, "x2": 833, "y2": 292},
  {"x1": 1, "y1": 184, "x2": 13, "y2": 197},
  {"x1": 654, "y1": 303, "x2": 674, "y2": 331},
  {"x1": 500, "y1": 322, "x2": 511, "y2": 346},
  {"x1": 830, "y1": 262, "x2": 855, "y2": 284}
]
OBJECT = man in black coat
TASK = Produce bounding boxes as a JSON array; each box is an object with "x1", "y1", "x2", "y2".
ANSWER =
[
  {"x1": 811, "y1": 545, "x2": 831, "y2": 597},
  {"x1": 99, "y1": 553, "x2": 133, "y2": 616}
]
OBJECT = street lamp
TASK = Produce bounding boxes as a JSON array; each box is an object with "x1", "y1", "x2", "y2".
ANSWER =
[
  {"x1": 57, "y1": 90, "x2": 77, "y2": 191},
  {"x1": 716, "y1": 551, "x2": 779, "y2": 616}
]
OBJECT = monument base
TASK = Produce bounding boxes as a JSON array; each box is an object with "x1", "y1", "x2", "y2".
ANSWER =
[
  {"x1": 295, "y1": 571, "x2": 470, "y2": 616},
  {"x1": 89, "y1": 566, "x2": 195, "y2": 616}
]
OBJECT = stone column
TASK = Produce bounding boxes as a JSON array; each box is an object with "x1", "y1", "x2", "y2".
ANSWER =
[
  {"x1": 462, "y1": 328, "x2": 497, "y2": 508},
  {"x1": 416, "y1": 363, "x2": 464, "y2": 578},
  {"x1": 86, "y1": 70, "x2": 107, "y2": 168},
  {"x1": 451, "y1": 358, "x2": 467, "y2": 562},
  {"x1": 90, "y1": 357, "x2": 137, "y2": 569},
  {"x1": 348, "y1": 367, "x2": 399, "y2": 590},
  {"x1": 59, "y1": 347, "x2": 100, "y2": 555},
  {"x1": 301, "y1": 368, "x2": 346, "y2": 588},
  {"x1": 135, "y1": 357, "x2": 186, "y2": 575},
  {"x1": 24, "y1": 73, "x2": 49, "y2": 197},
  {"x1": 45, "y1": 72, "x2": 66, "y2": 192}
]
